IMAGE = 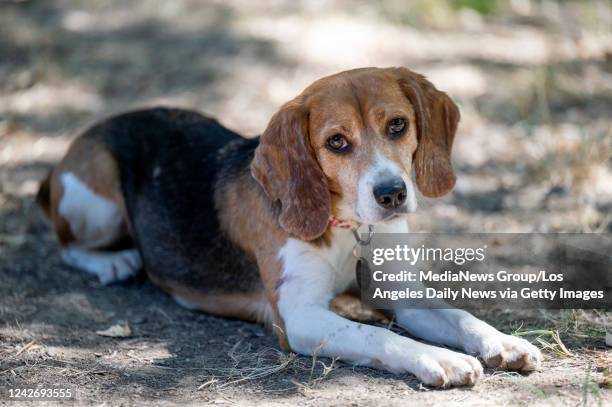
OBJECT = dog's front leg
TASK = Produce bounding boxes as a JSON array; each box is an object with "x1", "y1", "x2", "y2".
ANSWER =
[
  {"x1": 277, "y1": 240, "x2": 482, "y2": 387},
  {"x1": 374, "y1": 219, "x2": 541, "y2": 372},
  {"x1": 395, "y1": 308, "x2": 541, "y2": 371},
  {"x1": 283, "y1": 305, "x2": 483, "y2": 387}
]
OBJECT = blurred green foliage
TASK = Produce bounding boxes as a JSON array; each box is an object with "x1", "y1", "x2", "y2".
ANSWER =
[
  {"x1": 373, "y1": 0, "x2": 506, "y2": 29},
  {"x1": 451, "y1": 0, "x2": 498, "y2": 14}
]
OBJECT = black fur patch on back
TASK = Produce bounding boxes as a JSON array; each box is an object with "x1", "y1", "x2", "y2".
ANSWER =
[{"x1": 83, "y1": 107, "x2": 263, "y2": 293}]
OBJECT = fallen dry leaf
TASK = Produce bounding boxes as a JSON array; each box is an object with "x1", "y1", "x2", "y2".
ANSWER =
[{"x1": 96, "y1": 323, "x2": 131, "y2": 338}]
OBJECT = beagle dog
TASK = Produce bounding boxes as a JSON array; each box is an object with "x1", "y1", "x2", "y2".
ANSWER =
[{"x1": 37, "y1": 67, "x2": 541, "y2": 387}]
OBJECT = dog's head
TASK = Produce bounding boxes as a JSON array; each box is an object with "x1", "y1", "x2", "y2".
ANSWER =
[{"x1": 251, "y1": 67, "x2": 459, "y2": 240}]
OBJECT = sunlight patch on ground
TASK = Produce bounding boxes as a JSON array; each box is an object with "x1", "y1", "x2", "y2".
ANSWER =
[
  {"x1": 0, "y1": 134, "x2": 71, "y2": 167},
  {"x1": 0, "y1": 83, "x2": 103, "y2": 116}
]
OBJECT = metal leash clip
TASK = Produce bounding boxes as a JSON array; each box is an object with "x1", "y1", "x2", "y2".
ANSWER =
[{"x1": 352, "y1": 225, "x2": 374, "y2": 290}]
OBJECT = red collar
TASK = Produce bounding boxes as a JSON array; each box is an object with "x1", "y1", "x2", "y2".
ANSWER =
[{"x1": 329, "y1": 217, "x2": 357, "y2": 229}]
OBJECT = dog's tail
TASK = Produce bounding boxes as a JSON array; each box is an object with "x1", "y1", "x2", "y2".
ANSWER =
[{"x1": 36, "y1": 171, "x2": 53, "y2": 219}]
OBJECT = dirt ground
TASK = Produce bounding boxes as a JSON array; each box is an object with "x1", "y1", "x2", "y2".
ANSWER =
[{"x1": 1, "y1": 0, "x2": 611, "y2": 405}]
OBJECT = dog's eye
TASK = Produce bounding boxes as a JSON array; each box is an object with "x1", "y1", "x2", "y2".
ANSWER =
[
  {"x1": 387, "y1": 118, "x2": 407, "y2": 138},
  {"x1": 326, "y1": 134, "x2": 351, "y2": 153}
]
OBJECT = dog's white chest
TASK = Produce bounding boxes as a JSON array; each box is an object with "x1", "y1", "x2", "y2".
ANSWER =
[{"x1": 277, "y1": 225, "x2": 373, "y2": 313}]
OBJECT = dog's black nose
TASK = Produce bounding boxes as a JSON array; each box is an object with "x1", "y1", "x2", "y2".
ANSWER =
[{"x1": 373, "y1": 179, "x2": 407, "y2": 209}]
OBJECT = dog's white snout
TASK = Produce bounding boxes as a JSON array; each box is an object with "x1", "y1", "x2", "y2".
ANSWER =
[{"x1": 356, "y1": 154, "x2": 417, "y2": 222}]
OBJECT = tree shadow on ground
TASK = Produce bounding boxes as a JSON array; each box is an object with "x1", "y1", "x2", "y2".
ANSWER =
[
  {"x1": 0, "y1": 193, "x2": 597, "y2": 402},
  {"x1": 0, "y1": 204, "x2": 424, "y2": 400},
  {"x1": 0, "y1": 1, "x2": 291, "y2": 138}
]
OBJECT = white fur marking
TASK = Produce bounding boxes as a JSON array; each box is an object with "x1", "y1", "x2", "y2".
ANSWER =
[
  {"x1": 61, "y1": 248, "x2": 142, "y2": 284},
  {"x1": 356, "y1": 153, "x2": 417, "y2": 223},
  {"x1": 59, "y1": 172, "x2": 123, "y2": 247}
]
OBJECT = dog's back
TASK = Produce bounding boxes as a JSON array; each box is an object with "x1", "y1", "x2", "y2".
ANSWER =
[{"x1": 38, "y1": 107, "x2": 272, "y2": 321}]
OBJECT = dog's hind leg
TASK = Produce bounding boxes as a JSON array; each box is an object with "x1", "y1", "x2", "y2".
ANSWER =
[
  {"x1": 38, "y1": 137, "x2": 142, "y2": 284},
  {"x1": 61, "y1": 247, "x2": 141, "y2": 285}
]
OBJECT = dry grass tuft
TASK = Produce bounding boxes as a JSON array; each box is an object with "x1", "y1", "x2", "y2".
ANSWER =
[
  {"x1": 546, "y1": 310, "x2": 609, "y2": 340},
  {"x1": 194, "y1": 339, "x2": 339, "y2": 392}
]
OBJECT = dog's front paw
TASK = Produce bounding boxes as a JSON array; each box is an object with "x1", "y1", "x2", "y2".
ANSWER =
[
  {"x1": 411, "y1": 348, "x2": 483, "y2": 388},
  {"x1": 479, "y1": 333, "x2": 541, "y2": 371}
]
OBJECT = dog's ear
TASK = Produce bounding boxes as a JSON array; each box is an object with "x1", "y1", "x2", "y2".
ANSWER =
[
  {"x1": 251, "y1": 98, "x2": 330, "y2": 240},
  {"x1": 394, "y1": 67, "x2": 460, "y2": 198}
]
